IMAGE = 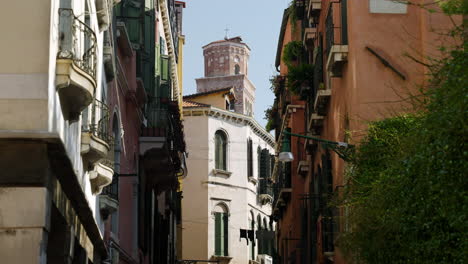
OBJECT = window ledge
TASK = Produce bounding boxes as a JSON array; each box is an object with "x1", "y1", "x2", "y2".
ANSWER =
[
  {"x1": 212, "y1": 169, "x2": 232, "y2": 178},
  {"x1": 211, "y1": 255, "x2": 233, "y2": 261},
  {"x1": 248, "y1": 176, "x2": 258, "y2": 185}
]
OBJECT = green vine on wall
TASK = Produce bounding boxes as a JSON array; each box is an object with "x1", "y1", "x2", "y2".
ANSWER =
[{"x1": 337, "y1": 45, "x2": 468, "y2": 264}]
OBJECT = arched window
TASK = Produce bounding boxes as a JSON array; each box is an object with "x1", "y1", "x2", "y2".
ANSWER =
[
  {"x1": 215, "y1": 130, "x2": 228, "y2": 170},
  {"x1": 249, "y1": 211, "x2": 255, "y2": 260},
  {"x1": 257, "y1": 215, "x2": 262, "y2": 254},
  {"x1": 247, "y1": 138, "x2": 253, "y2": 178},
  {"x1": 214, "y1": 204, "x2": 229, "y2": 256},
  {"x1": 234, "y1": 64, "x2": 240, "y2": 75}
]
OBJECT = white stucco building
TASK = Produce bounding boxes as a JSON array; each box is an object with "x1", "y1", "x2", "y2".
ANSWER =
[
  {"x1": 0, "y1": 0, "x2": 114, "y2": 262},
  {"x1": 182, "y1": 37, "x2": 275, "y2": 264}
]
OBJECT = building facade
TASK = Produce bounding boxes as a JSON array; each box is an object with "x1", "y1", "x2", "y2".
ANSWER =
[
  {"x1": 182, "y1": 38, "x2": 275, "y2": 264},
  {"x1": 104, "y1": 0, "x2": 187, "y2": 263},
  {"x1": 0, "y1": 0, "x2": 186, "y2": 263},
  {"x1": 269, "y1": 1, "x2": 455, "y2": 264},
  {"x1": 0, "y1": 0, "x2": 113, "y2": 262}
]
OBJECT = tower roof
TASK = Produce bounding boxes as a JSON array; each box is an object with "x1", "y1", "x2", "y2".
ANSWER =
[{"x1": 202, "y1": 36, "x2": 251, "y2": 50}]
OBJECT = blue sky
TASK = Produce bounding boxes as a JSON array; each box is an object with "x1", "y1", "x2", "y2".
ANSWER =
[{"x1": 182, "y1": 0, "x2": 290, "y2": 128}]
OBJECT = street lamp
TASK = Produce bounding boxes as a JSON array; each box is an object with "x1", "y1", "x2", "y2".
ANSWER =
[
  {"x1": 278, "y1": 130, "x2": 354, "y2": 162},
  {"x1": 278, "y1": 129, "x2": 294, "y2": 162}
]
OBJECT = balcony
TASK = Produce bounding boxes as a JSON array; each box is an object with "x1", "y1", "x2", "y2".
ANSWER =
[
  {"x1": 308, "y1": 113, "x2": 324, "y2": 135},
  {"x1": 311, "y1": 44, "x2": 331, "y2": 116},
  {"x1": 140, "y1": 99, "x2": 186, "y2": 193},
  {"x1": 303, "y1": 26, "x2": 317, "y2": 48},
  {"x1": 307, "y1": 0, "x2": 322, "y2": 16},
  {"x1": 325, "y1": 1, "x2": 348, "y2": 77},
  {"x1": 81, "y1": 99, "x2": 112, "y2": 165},
  {"x1": 100, "y1": 174, "x2": 118, "y2": 220},
  {"x1": 89, "y1": 161, "x2": 113, "y2": 194},
  {"x1": 56, "y1": 8, "x2": 97, "y2": 121},
  {"x1": 272, "y1": 163, "x2": 292, "y2": 219},
  {"x1": 297, "y1": 161, "x2": 309, "y2": 176},
  {"x1": 258, "y1": 178, "x2": 273, "y2": 205}
]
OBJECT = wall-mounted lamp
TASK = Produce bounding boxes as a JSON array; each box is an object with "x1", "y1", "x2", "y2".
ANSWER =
[
  {"x1": 278, "y1": 130, "x2": 354, "y2": 162},
  {"x1": 278, "y1": 128, "x2": 294, "y2": 162}
]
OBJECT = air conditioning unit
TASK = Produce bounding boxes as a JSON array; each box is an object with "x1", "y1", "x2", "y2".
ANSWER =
[{"x1": 257, "y1": 254, "x2": 273, "y2": 264}]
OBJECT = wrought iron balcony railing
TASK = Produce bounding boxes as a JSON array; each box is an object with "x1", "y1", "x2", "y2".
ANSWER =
[
  {"x1": 272, "y1": 162, "x2": 292, "y2": 204},
  {"x1": 102, "y1": 173, "x2": 119, "y2": 201},
  {"x1": 325, "y1": 1, "x2": 348, "y2": 56},
  {"x1": 258, "y1": 178, "x2": 273, "y2": 197},
  {"x1": 142, "y1": 99, "x2": 175, "y2": 138},
  {"x1": 142, "y1": 97, "x2": 185, "y2": 151},
  {"x1": 58, "y1": 8, "x2": 97, "y2": 79},
  {"x1": 82, "y1": 99, "x2": 112, "y2": 145}
]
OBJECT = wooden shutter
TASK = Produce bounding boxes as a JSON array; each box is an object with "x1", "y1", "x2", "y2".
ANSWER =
[
  {"x1": 221, "y1": 138, "x2": 227, "y2": 171},
  {"x1": 215, "y1": 134, "x2": 221, "y2": 170},
  {"x1": 126, "y1": 1, "x2": 141, "y2": 45},
  {"x1": 161, "y1": 55, "x2": 170, "y2": 81},
  {"x1": 223, "y1": 213, "x2": 229, "y2": 256},
  {"x1": 215, "y1": 213, "x2": 222, "y2": 255},
  {"x1": 247, "y1": 139, "x2": 253, "y2": 177}
]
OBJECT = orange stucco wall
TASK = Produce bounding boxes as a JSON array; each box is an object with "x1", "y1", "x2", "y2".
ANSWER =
[{"x1": 275, "y1": 1, "x2": 457, "y2": 264}]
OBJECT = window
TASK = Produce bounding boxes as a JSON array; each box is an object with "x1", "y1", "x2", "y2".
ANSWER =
[
  {"x1": 234, "y1": 64, "x2": 240, "y2": 75},
  {"x1": 249, "y1": 211, "x2": 255, "y2": 260},
  {"x1": 215, "y1": 130, "x2": 227, "y2": 170},
  {"x1": 214, "y1": 205, "x2": 229, "y2": 256},
  {"x1": 247, "y1": 139, "x2": 253, "y2": 178},
  {"x1": 257, "y1": 146, "x2": 262, "y2": 179},
  {"x1": 369, "y1": 0, "x2": 407, "y2": 14}
]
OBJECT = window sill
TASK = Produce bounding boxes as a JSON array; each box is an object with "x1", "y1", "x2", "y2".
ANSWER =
[
  {"x1": 248, "y1": 176, "x2": 258, "y2": 185},
  {"x1": 211, "y1": 255, "x2": 233, "y2": 262},
  {"x1": 212, "y1": 169, "x2": 232, "y2": 178}
]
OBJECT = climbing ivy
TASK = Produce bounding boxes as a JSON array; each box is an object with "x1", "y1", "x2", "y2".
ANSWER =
[{"x1": 338, "y1": 42, "x2": 468, "y2": 263}]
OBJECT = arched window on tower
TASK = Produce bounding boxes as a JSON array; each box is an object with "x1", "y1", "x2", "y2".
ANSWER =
[{"x1": 234, "y1": 64, "x2": 240, "y2": 75}]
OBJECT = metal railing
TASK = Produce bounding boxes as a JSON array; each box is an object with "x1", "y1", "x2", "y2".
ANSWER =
[
  {"x1": 102, "y1": 174, "x2": 119, "y2": 201},
  {"x1": 272, "y1": 162, "x2": 292, "y2": 204},
  {"x1": 82, "y1": 99, "x2": 112, "y2": 145},
  {"x1": 258, "y1": 178, "x2": 273, "y2": 197},
  {"x1": 58, "y1": 8, "x2": 97, "y2": 79},
  {"x1": 325, "y1": 1, "x2": 348, "y2": 56},
  {"x1": 141, "y1": 98, "x2": 175, "y2": 138},
  {"x1": 142, "y1": 97, "x2": 185, "y2": 151}
]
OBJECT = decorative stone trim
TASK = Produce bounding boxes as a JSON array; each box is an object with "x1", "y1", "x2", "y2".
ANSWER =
[
  {"x1": 183, "y1": 107, "x2": 275, "y2": 146},
  {"x1": 212, "y1": 169, "x2": 232, "y2": 178},
  {"x1": 248, "y1": 176, "x2": 258, "y2": 185}
]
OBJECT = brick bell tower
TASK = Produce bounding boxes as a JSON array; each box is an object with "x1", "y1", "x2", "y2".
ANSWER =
[{"x1": 196, "y1": 36, "x2": 256, "y2": 116}]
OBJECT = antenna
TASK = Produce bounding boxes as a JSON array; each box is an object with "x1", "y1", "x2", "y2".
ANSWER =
[{"x1": 224, "y1": 26, "x2": 229, "y2": 40}]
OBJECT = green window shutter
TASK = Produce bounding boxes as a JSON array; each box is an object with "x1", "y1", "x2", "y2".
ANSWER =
[
  {"x1": 215, "y1": 134, "x2": 221, "y2": 170},
  {"x1": 161, "y1": 55, "x2": 170, "y2": 81},
  {"x1": 155, "y1": 43, "x2": 160, "y2": 76},
  {"x1": 160, "y1": 37, "x2": 166, "y2": 55},
  {"x1": 222, "y1": 142, "x2": 227, "y2": 171},
  {"x1": 247, "y1": 139, "x2": 253, "y2": 177},
  {"x1": 265, "y1": 151, "x2": 271, "y2": 179},
  {"x1": 257, "y1": 147, "x2": 261, "y2": 178},
  {"x1": 223, "y1": 213, "x2": 229, "y2": 256},
  {"x1": 215, "y1": 213, "x2": 222, "y2": 255},
  {"x1": 215, "y1": 132, "x2": 227, "y2": 171},
  {"x1": 126, "y1": 1, "x2": 141, "y2": 45},
  {"x1": 260, "y1": 149, "x2": 267, "y2": 180}
]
